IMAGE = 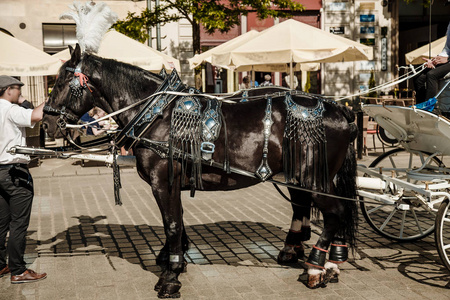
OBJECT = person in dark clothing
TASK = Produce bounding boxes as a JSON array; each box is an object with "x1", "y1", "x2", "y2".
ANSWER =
[
  {"x1": 81, "y1": 107, "x2": 110, "y2": 135},
  {"x1": 414, "y1": 21, "x2": 450, "y2": 105},
  {"x1": 0, "y1": 75, "x2": 47, "y2": 284}
]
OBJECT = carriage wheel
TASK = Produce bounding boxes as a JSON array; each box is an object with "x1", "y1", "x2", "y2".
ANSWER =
[
  {"x1": 360, "y1": 148, "x2": 442, "y2": 242},
  {"x1": 376, "y1": 125, "x2": 399, "y2": 147},
  {"x1": 436, "y1": 199, "x2": 450, "y2": 272}
]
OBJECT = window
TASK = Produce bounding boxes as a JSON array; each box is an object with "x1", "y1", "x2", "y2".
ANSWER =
[{"x1": 42, "y1": 23, "x2": 77, "y2": 54}]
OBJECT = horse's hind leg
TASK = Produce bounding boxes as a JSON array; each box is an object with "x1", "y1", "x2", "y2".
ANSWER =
[
  {"x1": 278, "y1": 189, "x2": 311, "y2": 265},
  {"x1": 324, "y1": 235, "x2": 348, "y2": 283},
  {"x1": 305, "y1": 195, "x2": 346, "y2": 289}
]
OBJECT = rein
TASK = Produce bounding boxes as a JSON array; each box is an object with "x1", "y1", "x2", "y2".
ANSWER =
[{"x1": 64, "y1": 90, "x2": 316, "y2": 129}]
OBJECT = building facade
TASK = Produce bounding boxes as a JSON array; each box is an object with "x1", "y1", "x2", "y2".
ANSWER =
[
  {"x1": 0, "y1": 0, "x2": 195, "y2": 102},
  {"x1": 199, "y1": 0, "x2": 322, "y2": 93},
  {"x1": 2, "y1": 0, "x2": 450, "y2": 101},
  {"x1": 321, "y1": 0, "x2": 398, "y2": 98}
]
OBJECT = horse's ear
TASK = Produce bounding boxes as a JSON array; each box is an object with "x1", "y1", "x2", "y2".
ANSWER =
[
  {"x1": 69, "y1": 44, "x2": 82, "y2": 64},
  {"x1": 68, "y1": 45, "x2": 74, "y2": 55}
]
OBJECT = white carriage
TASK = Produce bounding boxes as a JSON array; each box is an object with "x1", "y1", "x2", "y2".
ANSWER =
[{"x1": 357, "y1": 104, "x2": 450, "y2": 271}]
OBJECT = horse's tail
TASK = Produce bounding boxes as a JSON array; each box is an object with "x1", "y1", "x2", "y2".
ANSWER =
[{"x1": 335, "y1": 121, "x2": 358, "y2": 249}]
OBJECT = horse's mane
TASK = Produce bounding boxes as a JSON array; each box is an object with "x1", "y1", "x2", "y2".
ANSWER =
[{"x1": 82, "y1": 53, "x2": 164, "y2": 100}]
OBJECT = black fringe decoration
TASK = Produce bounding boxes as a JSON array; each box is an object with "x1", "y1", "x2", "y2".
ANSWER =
[
  {"x1": 112, "y1": 145, "x2": 122, "y2": 206},
  {"x1": 282, "y1": 94, "x2": 329, "y2": 192},
  {"x1": 168, "y1": 94, "x2": 203, "y2": 192}
]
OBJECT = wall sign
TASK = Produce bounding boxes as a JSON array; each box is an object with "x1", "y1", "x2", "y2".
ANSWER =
[
  {"x1": 360, "y1": 26, "x2": 375, "y2": 34},
  {"x1": 330, "y1": 26, "x2": 345, "y2": 35},
  {"x1": 327, "y1": 2, "x2": 348, "y2": 11},
  {"x1": 360, "y1": 14, "x2": 375, "y2": 22},
  {"x1": 360, "y1": 3, "x2": 375, "y2": 10},
  {"x1": 381, "y1": 37, "x2": 388, "y2": 71},
  {"x1": 360, "y1": 38, "x2": 375, "y2": 46},
  {"x1": 359, "y1": 61, "x2": 376, "y2": 71}
]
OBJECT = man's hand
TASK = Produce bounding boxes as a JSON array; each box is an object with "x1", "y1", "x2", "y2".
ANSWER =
[
  {"x1": 31, "y1": 102, "x2": 45, "y2": 124},
  {"x1": 18, "y1": 95, "x2": 26, "y2": 104},
  {"x1": 423, "y1": 58, "x2": 436, "y2": 69},
  {"x1": 434, "y1": 55, "x2": 449, "y2": 65}
]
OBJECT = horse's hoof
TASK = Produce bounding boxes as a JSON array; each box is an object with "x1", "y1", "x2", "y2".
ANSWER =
[
  {"x1": 324, "y1": 268, "x2": 339, "y2": 284},
  {"x1": 329, "y1": 274, "x2": 339, "y2": 283},
  {"x1": 277, "y1": 245, "x2": 304, "y2": 265},
  {"x1": 306, "y1": 273, "x2": 327, "y2": 289},
  {"x1": 154, "y1": 277, "x2": 164, "y2": 292},
  {"x1": 277, "y1": 250, "x2": 298, "y2": 265},
  {"x1": 157, "y1": 281, "x2": 182, "y2": 299},
  {"x1": 157, "y1": 292, "x2": 181, "y2": 299}
]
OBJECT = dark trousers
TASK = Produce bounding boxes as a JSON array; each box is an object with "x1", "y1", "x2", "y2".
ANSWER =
[
  {"x1": 0, "y1": 165, "x2": 33, "y2": 276},
  {"x1": 414, "y1": 62, "x2": 450, "y2": 104}
]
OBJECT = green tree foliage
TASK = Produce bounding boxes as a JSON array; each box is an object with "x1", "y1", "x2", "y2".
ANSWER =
[
  {"x1": 113, "y1": 0, "x2": 304, "y2": 54},
  {"x1": 367, "y1": 69, "x2": 377, "y2": 97},
  {"x1": 303, "y1": 71, "x2": 310, "y2": 93}
]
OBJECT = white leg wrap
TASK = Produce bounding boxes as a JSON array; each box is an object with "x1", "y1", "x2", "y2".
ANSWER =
[
  {"x1": 302, "y1": 216, "x2": 310, "y2": 227},
  {"x1": 325, "y1": 261, "x2": 340, "y2": 275},
  {"x1": 290, "y1": 219, "x2": 302, "y2": 232},
  {"x1": 308, "y1": 266, "x2": 326, "y2": 276}
]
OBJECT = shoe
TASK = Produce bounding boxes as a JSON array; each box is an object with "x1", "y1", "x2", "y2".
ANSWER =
[
  {"x1": 11, "y1": 269, "x2": 47, "y2": 284},
  {"x1": 0, "y1": 266, "x2": 10, "y2": 278}
]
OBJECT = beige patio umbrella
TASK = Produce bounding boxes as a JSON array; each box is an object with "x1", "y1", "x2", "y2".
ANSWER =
[
  {"x1": 405, "y1": 36, "x2": 446, "y2": 65},
  {"x1": 54, "y1": 30, "x2": 180, "y2": 72},
  {"x1": 211, "y1": 19, "x2": 372, "y2": 87},
  {"x1": 189, "y1": 30, "x2": 261, "y2": 69},
  {"x1": 0, "y1": 31, "x2": 62, "y2": 76},
  {"x1": 189, "y1": 27, "x2": 318, "y2": 90}
]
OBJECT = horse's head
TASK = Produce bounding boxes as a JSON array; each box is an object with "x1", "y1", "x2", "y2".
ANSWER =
[{"x1": 42, "y1": 44, "x2": 97, "y2": 138}]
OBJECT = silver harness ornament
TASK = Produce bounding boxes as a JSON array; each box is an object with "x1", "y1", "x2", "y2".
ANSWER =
[
  {"x1": 255, "y1": 96, "x2": 274, "y2": 181},
  {"x1": 200, "y1": 98, "x2": 222, "y2": 160}
]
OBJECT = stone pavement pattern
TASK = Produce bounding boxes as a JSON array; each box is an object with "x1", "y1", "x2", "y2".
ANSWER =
[{"x1": 0, "y1": 156, "x2": 449, "y2": 299}]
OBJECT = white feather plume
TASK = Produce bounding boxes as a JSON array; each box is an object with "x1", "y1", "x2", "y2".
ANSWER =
[{"x1": 60, "y1": 1, "x2": 118, "y2": 53}]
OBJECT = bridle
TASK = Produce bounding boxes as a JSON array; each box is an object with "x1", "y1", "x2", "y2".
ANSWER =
[{"x1": 43, "y1": 63, "x2": 92, "y2": 130}]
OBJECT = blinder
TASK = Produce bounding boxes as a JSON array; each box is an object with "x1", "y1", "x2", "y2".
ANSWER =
[{"x1": 43, "y1": 64, "x2": 92, "y2": 129}]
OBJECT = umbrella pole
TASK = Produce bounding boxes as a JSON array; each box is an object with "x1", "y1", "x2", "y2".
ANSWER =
[
  {"x1": 252, "y1": 67, "x2": 255, "y2": 88},
  {"x1": 290, "y1": 60, "x2": 294, "y2": 90}
]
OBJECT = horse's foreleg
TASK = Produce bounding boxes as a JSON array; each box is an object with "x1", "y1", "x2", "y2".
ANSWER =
[
  {"x1": 156, "y1": 221, "x2": 189, "y2": 271},
  {"x1": 151, "y1": 177, "x2": 186, "y2": 298}
]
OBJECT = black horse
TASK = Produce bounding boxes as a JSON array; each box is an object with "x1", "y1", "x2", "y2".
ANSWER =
[{"x1": 42, "y1": 44, "x2": 358, "y2": 298}]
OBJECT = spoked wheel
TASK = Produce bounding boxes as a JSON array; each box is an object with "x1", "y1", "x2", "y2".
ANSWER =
[
  {"x1": 377, "y1": 125, "x2": 399, "y2": 147},
  {"x1": 360, "y1": 148, "x2": 443, "y2": 242},
  {"x1": 436, "y1": 199, "x2": 450, "y2": 272}
]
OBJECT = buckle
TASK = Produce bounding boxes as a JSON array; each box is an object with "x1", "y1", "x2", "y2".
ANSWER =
[{"x1": 200, "y1": 142, "x2": 215, "y2": 154}]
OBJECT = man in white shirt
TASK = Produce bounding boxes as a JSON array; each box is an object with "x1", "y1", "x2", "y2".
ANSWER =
[
  {"x1": 0, "y1": 75, "x2": 47, "y2": 283},
  {"x1": 414, "y1": 21, "x2": 450, "y2": 106}
]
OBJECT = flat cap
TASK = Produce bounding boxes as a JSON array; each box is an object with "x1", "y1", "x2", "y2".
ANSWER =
[{"x1": 0, "y1": 75, "x2": 24, "y2": 89}]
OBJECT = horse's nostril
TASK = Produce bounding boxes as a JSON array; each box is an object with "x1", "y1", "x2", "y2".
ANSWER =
[{"x1": 42, "y1": 123, "x2": 48, "y2": 131}]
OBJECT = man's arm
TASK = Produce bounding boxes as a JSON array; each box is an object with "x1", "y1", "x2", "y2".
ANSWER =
[{"x1": 31, "y1": 102, "x2": 45, "y2": 123}]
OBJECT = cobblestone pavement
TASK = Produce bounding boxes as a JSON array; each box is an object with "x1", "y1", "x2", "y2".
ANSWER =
[{"x1": 0, "y1": 152, "x2": 449, "y2": 299}]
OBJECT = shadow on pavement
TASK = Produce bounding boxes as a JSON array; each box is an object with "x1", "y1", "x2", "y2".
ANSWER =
[{"x1": 21, "y1": 215, "x2": 450, "y2": 289}]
